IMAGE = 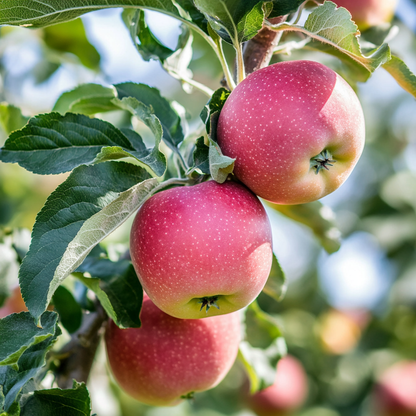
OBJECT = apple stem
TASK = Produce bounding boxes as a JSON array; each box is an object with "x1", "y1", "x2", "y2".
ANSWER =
[
  {"x1": 198, "y1": 296, "x2": 220, "y2": 313},
  {"x1": 310, "y1": 150, "x2": 337, "y2": 174}
]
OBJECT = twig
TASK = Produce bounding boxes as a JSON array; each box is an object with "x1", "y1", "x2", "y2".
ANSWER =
[
  {"x1": 55, "y1": 301, "x2": 108, "y2": 389},
  {"x1": 243, "y1": 15, "x2": 289, "y2": 76}
]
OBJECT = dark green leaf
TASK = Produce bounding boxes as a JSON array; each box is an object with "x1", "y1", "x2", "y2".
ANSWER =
[
  {"x1": 76, "y1": 258, "x2": 143, "y2": 328},
  {"x1": 174, "y1": 0, "x2": 208, "y2": 32},
  {"x1": 0, "y1": 104, "x2": 28, "y2": 135},
  {"x1": 0, "y1": 113, "x2": 136, "y2": 175},
  {"x1": 383, "y1": 55, "x2": 416, "y2": 99},
  {"x1": 200, "y1": 87, "x2": 230, "y2": 137},
  {"x1": 262, "y1": 253, "x2": 287, "y2": 302},
  {"x1": 189, "y1": 136, "x2": 210, "y2": 175},
  {"x1": 122, "y1": 9, "x2": 174, "y2": 62},
  {"x1": 19, "y1": 162, "x2": 152, "y2": 322},
  {"x1": 115, "y1": 82, "x2": 184, "y2": 149},
  {"x1": 0, "y1": 1, "x2": 181, "y2": 28},
  {"x1": 0, "y1": 323, "x2": 60, "y2": 412},
  {"x1": 193, "y1": 0, "x2": 268, "y2": 44},
  {"x1": 0, "y1": 311, "x2": 58, "y2": 368},
  {"x1": 269, "y1": 0, "x2": 304, "y2": 17},
  {"x1": 266, "y1": 201, "x2": 341, "y2": 254},
  {"x1": 52, "y1": 84, "x2": 117, "y2": 115},
  {"x1": 42, "y1": 19, "x2": 100, "y2": 70},
  {"x1": 20, "y1": 382, "x2": 91, "y2": 416},
  {"x1": 52, "y1": 286, "x2": 83, "y2": 334},
  {"x1": 0, "y1": 243, "x2": 19, "y2": 307}
]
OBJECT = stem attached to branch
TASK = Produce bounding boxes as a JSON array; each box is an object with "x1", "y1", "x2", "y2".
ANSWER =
[{"x1": 243, "y1": 15, "x2": 289, "y2": 76}]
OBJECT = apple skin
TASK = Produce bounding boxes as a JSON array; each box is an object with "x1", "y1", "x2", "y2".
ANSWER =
[
  {"x1": 105, "y1": 293, "x2": 241, "y2": 406},
  {"x1": 0, "y1": 286, "x2": 28, "y2": 318},
  {"x1": 245, "y1": 355, "x2": 308, "y2": 416},
  {"x1": 372, "y1": 361, "x2": 416, "y2": 416},
  {"x1": 334, "y1": 0, "x2": 397, "y2": 31},
  {"x1": 217, "y1": 60, "x2": 365, "y2": 205},
  {"x1": 130, "y1": 180, "x2": 273, "y2": 319}
]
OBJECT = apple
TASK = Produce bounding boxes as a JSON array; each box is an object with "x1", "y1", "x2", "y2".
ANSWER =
[
  {"x1": 372, "y1": 361, "x2": 416, "y2": 416},
  {"x1": 216, "y1": 60, "x2": 365, "y2": 205},
  {"x1": 334, "y1": 0, "x2": 398, "y2": 31},
  {"x1": 105, "y1": 293, "x2": 241, "y2": 406},
  {"x1": 245, "y1": 355, "x2": 308, "y2": 416},
  {"x1": 0, "y1": 286, "x2": 28, "y2": 318},
  {"x1": 130, "y1": 180, "x2": 273, "y2": 319}
]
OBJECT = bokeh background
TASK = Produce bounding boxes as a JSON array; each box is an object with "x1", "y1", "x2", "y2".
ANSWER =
[{"x1": 1, "y1": 1, "x2": 416, "y2": 415}]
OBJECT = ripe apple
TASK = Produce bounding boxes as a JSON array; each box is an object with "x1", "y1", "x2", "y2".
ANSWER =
[
  {"x1": 372, "y1": 361, "x2": 416, "y2": 416},
  {"x1": 334, "y1": 0, "x2": 398, "y2": 31},
  {"x1": 244, "y1": 355, "x2": 308, "y2": 416},
  {"x1": 105, "y1": 293, "x2": 241, "y2": 406},
  {"x1": 216, "y1": 60, "x2": 365, "y2": 205},
  {"x1": 130, "y1": 180, "x2": 273, "y2": 319},
  {"x1": 0, "y1": 286, "x2": 28, "y2": 318}
]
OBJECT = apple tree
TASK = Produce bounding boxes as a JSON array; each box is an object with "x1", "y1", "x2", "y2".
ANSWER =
[{"x1": 0, "y1": 0, "x2": 416, "y2": 415}]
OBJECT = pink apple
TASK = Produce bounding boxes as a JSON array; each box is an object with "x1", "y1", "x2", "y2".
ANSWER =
[
  {"x1": 334, "y1": 0, "x2": 398, "y2": 31},
  {"x1": 130, "y1": 180, "x2": 273, "y2": 319},
  {"x1": 105, "y1": 293, "x2": 241, "y2": 406},
  {"x1": 372, "y1": 361, "x2": 416, "y2": 416},
  {"x1": 217, "y1": 60, "x2": 365, "y2": 205},
  {"x1": 245, "y1": 355, "x2": 308, "y2": 416},
  {"x1": 0, "y1": 286, "x2": 28, "y2": 318}
]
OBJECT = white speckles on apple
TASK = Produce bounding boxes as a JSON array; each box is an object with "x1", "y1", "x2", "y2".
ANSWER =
[{"x1": 217, "y1": 60, "x2": 365, "y2": 205}]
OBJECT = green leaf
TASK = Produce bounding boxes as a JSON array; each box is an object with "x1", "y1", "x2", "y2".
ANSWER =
[
  {"x1": 269, "y1": 1, "x2": 391, "y2": 80},
  {"x1": 208, "y1": 138, "x2": 235, "y2": 183},
  {"x1": 239, "y1": 301, "x2": 286, "y2": 393},
  {"x1": 52, "y1": 84, "x2": 117, "y2": 115},
  {"x1": 262, "y1": 253, "x2": 287, "y2": 302},
  {"x1": 266, "y1": 201, "x2": 341, "y2": 254},
  {"x1": 0, "y1": 243, "x2": 19, "y2": 307},
  {"x1": 173, "y1": 0, "x2": 208, "y2": 32},
  {"x1": 75, "y1": 258, "x2": 143, "y2": 328},
  {"x1": 0, "y1": 104, "x2": 28, "y2": 135},
  {"x1": 383, "y1": 55, "x2": 416, "y2": 99},
  {"x1": 122, "y1": 9, "x2": 174, "y2": 62},
  {"x1": 200, "y1": 87, "x2": 231, "y2": 137},
  {"x1": 0, "y1": 312, "x2": 58, "y2": 368},
  {"x1": 114, "y1": 83, "x2": 184, "y2": 149},
  {"x1": 19, "y1": 162, "x2": 152, "y2": 322},
  {"x1": 42, "y1": 18, "x2": 100, "y2": 70},
  {"x1": 0, "y1": 113, "x2": 137, "y2": 175},
  {"x1": 111, "y1": 96, "x2": 168, "y2": 174},
  {"x1": 269, "y1": 0, "x2": 304, "y2": 18},
  {"x1": 20, "y1": 382, "x2": 91, "y2": 416},
  {"x1": 0, "y1": 323, "x2": 60, "y2": 412},
  {"x1": 194, "y1": 0, "x2": 268, "y2": 45},
  {"x1": 52, "y1": 286, "x2": 83, "y2": 334},
  {"x1": 0, "y1": 1, "x2": 182, "y2": 28},
  {"x1": 189, "y1": 136, "x2": 210, "y2": 175}
]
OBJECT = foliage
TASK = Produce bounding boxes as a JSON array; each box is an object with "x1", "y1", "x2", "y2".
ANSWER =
[{"x1": 0, "y1": 0, "x2": 415, "y2": 415}]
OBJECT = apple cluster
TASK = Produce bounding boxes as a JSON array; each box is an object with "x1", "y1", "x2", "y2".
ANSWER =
[{"x1": 105, "y1": 60, "x2": 366, "y2": 408}]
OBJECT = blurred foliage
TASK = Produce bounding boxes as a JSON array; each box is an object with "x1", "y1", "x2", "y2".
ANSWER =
[{"x1": 0, "y1": 2, "x2": 416, "y2": 416}]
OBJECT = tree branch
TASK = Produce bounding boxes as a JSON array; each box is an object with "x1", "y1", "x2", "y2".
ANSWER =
[
  {"x1": 243, "y1": 15, "x2": 288, "y2": 76},
  {"x1": 55, "y1": 301, "x2": 108, "y2": 389}
]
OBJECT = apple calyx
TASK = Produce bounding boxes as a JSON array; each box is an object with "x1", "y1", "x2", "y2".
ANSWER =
[
  {"x1": 198, "y1": 296, "x2": 220, "y2": 313},
  {"x1": 181, "y1": 392, "x2": 195, "y2": 400},
  {"x1": 310, "y1": 150, "x2": 337, "y2": 174}
]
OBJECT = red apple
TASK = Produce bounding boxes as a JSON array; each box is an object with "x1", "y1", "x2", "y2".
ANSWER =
[
  {"x1": 245, "y1": 355, "x2": 308, "y2": 416},
  {"x1": 130, "y1": 180, "x2": 273, "y2": 319},
  {"x1": 105, "y1": 293, "x2": 241, "y2": 406},
  {"x1": 334, "y1": 0, "x2": 398, "y2": 31},
  {"x1": 372, "y1": 361, "x2": 416, "y2": 416},
  {"x1": 217, "y1": 60, "x2": 365, "y2": 205},
  {"x1": 0, "y1": 286, "x2": 28, "y2": 318}
]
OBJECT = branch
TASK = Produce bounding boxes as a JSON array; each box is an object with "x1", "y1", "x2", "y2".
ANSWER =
[
  {"x1": 55, "y1": 301, "x2": 108, "y2": 389},
  {"x1": 243, "y1": 15, "x2": 288, "y2": 75}
]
